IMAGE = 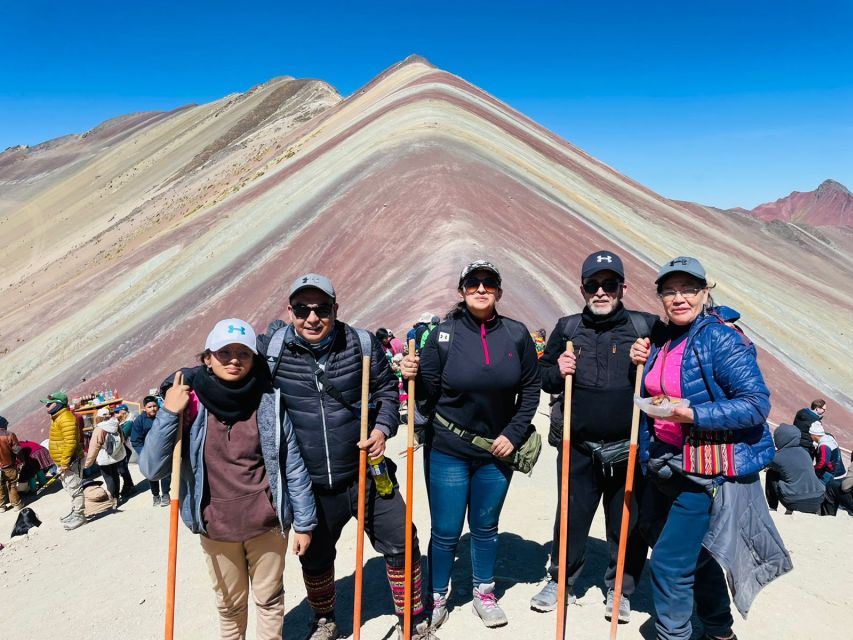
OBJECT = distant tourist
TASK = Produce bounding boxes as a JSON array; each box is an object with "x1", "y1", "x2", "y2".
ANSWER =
[
  {"x1": 793, "y1": 399, "x2": 826, "y2": 459},
  {"x1": 42, "y1": 392, "x2": 86, "y2": 531},
  {"x1": 401, "y1": 260, "x2": 540, "y2": 630},
  {"x1": 0, "y1": 416, "x2": 23, "y2": 512},
  {"x1": 112, "y1": 403, "x2": 136, "y2": 498},
  {"x1": 630, "y1": 256, "x2": 790, "y2": 640},
  {"x1": 140, "y1": 318, "x2": 316, "y2": 640},
  {"x1": 810, "y1": 422, "x2": 846, "y2": 485},
  {"x1": 83, "y1": 407, "x2": 126, "y2": 509},
  {"x1": 130, "y1": 396, "x2": 170, "y2": 506},
  {"x1": 765, "y1": 423, "x2": 826, "y2": 514}
]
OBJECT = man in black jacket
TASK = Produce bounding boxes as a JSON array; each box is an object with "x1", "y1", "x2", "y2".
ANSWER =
[
  {"x1": 258, "y1": 274, "x2": 436, "y2": 640},
  {"x1": 530, "y1": 251, "x2": 662, "y2": 623}
]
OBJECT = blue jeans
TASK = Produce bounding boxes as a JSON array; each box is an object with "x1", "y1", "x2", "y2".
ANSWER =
[
  {"x1": 646, "y1": 480, "x2": 733, "y2": 640},
  {"x1": 425, "y1": 448, "x2": 512, "y2": 594}
]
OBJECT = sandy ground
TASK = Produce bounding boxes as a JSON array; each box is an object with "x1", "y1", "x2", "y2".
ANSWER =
[{"x1": 2, "y1": 397, "x2": 851, "y2": 640}]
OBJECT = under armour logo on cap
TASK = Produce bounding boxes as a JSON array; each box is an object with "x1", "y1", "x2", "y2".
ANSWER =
[
  {"x1": 205, "y1": 318, "x2": 258, "y2": 355},
  {"x1": 581, "y1": 251, "x2": 625, "y2": 280}
]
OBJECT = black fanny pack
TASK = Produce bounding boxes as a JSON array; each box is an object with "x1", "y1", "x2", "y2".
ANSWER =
[{"x1": 583, "y1": 439, "x2": 630, "y2": 477}]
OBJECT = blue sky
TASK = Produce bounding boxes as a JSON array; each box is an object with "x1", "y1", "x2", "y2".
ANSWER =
[{"x1": 2, "y1": 1, "x2": 851, "y2": 208}]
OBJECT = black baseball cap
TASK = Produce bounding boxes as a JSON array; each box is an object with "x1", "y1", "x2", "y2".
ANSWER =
[{"x1": 581, "y1": 251, "x2": 625, "y2": 280}]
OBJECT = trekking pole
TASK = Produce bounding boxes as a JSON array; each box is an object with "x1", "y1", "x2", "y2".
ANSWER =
[
  {"x1": 556, "y1": 341, "x2": 574, "y2": 640},
  {"x1": 35, "y1": 473, "x2": 62, "y2": 495},
  {"x1": 403, "y1": 339, "x2": 416, "y2": 640},
  {"x1": 165, "y1": 372, "x2": 185, "y2": 640},
  {"x1": 353, "y1": 355, "x2": 371, "y2": 640},
  {"x1": 609, "y1": 363, "x2": 643, "y2": 640}
]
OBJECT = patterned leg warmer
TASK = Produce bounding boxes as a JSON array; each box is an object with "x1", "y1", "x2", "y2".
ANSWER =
[
  {"x1": 303, "y1": 567, "x2": 336, "y2": 619},
  {"x1": 386, "y1": 554, "x2": 426, "y2": 624}
]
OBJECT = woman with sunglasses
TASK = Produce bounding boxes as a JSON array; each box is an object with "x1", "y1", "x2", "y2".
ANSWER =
[
  {"x1": 401, "y1": 260, "x2": 541, "y2": 630},
  {"x1": 140, "y1": 318, "x2": 316, "y2": 640},
  {"x1": 629, "y1": 257, "x2": 788, "y2": 640}
]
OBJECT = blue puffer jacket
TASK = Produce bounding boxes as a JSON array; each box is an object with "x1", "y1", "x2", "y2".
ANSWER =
[
  {"x1": 139, "y1": 387, "x2": 317, "y2": 536},
  {"x1": 639, "y1": 310, "x2": 775, "y2": 478}
]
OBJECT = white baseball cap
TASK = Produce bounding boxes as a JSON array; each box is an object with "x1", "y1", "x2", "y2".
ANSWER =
[{"x1": 205, "y1": 318, "x2": 258, "y2": 354}]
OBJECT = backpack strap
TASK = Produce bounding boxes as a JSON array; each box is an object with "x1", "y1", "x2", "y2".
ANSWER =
[
  {"x1": 435, "y1": 321, "x2": 455, "y2": 370},
  {"x1": 354, "y1": 328, "x2": 373, "y2": 359},
  {"x1": 563, "y1": 314, "x2": 582, "y2": 342},
  {"x1": 266, "y1": 327, "x2": 289, "y2": 377},
  {"x1": 627, "y1": 311, "x2": 651, "y2": 338}
]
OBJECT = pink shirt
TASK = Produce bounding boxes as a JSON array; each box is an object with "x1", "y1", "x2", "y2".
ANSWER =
[
  {"x1": 389, "y1": 338, "x2": 404, "y2": 356},
  {"x1": 645, "y1": 339, "x2": 687, "y2": 447}
]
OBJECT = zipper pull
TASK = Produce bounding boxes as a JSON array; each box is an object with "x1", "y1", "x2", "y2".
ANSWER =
[{"x1": 612, "y1": 344, "x2": 616, "y2": 354}]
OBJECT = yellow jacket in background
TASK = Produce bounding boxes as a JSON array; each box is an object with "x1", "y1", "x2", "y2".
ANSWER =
[{"x1": 49, "y1": 407, "x2": 82, "y2": 467}]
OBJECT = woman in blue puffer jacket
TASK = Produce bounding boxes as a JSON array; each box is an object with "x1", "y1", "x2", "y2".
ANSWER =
[
  {"x1": 140, "y1": 317, "x2": 316, "y2": 640},
  {"x1": 630, "y1": 257, "x2": 788, "y2": 640}
]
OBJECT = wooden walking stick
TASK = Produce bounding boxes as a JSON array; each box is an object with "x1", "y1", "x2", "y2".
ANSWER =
[
  {"x1": 609, "y1": 363, "x2": 644, "y2": 640},
  {"x1": 556, "y1": 342, "x2": 574, "y2": 640},
  {"x1": 353, "y1": 355, "x2": 371, "y2": 640},
  {"x1": 403, "y1": 339, "x2": 417, "y2": 640},
  {"x1": 165, "y1": 371, "x2": 185, "y2": 640}
]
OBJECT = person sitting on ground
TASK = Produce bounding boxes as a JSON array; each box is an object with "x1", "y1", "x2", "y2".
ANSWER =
[
  {"x1": 765, "y1": 423, "x2": 826, "y2": 514},
  {"x1": 0, "y1": 416, "x2": 23, "y2": 512},
  {"x1": 17, "y1": 447, "x2": 47, "y2": 493},
  {"x1": 130, "y1": 396, "x2": 171, "y2": 507},
  {"x1": 810, "y1": 423, "x2": 846, "y2": 485},
  {"x1": 793, "y1": 399, "x2": 826, "y2": 459},
  {"x1": 83, "y1": 407, "x2": 126, "y2": 509}
]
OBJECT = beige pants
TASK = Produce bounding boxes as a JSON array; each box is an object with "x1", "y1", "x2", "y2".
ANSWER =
[
  {"x1": 60, "y1": 458, "x2": 84, "y2": 514},
  {"x1": 200, "y1": 527, "x2": 289, "y2": 640},
  {"x1": 1, "y1": 466, "x2": 22, "y2": 509}
]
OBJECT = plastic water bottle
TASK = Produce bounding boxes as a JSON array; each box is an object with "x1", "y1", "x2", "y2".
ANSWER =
[{"x1": 368, "y1": 456, "x2": 394, "y2": 497}]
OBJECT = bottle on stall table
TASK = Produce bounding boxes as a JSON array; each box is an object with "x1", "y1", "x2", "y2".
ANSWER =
[{"x1": 368, "y1": 455, "x2": 394, "y2": 497}]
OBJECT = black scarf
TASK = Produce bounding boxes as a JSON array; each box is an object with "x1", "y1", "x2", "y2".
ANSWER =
[
  {"x1": 581, "y1": 303, "x2": 627, "y2": 330},
  {"x1": 165, "y1": 359, "x2": 270, "y2": 426}
]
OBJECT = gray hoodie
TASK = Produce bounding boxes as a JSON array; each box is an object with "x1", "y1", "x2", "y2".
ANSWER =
[{"x1": 769, "y1": 423, "x2": 825, "y2": 501}]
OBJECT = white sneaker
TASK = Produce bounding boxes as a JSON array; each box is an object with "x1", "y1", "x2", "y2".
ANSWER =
[{"x1": 472, "y1": 582, "x2": 507, "y2": 628}]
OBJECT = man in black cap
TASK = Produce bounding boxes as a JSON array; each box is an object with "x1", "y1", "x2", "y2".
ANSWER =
[
  {"x1": 531, "y1": 251, "x2": 663, "y2": 622},
  {"x1": 257, "y1": 274, "x2": 437, "y2": 640}
]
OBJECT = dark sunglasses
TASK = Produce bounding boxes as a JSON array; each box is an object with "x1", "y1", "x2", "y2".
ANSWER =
[
  {"x1": 462, "y1": 276, "x2": 500, "y2": 293},
  {"x1": 582, "y1": 279, "x2": 622, "y2": 294},
  {"x1": 291, "y1": 303, "x2": 334, "y2": 319}
]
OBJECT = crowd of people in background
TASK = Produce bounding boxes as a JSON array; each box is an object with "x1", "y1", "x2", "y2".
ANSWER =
[{"x1": 2, "y1": 253, "x2": 853, "y2": 640}]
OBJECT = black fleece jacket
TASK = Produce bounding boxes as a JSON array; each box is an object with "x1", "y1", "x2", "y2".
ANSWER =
[
  {"x1": 416, "y1": 311, "x2": 541, "y2": 462},
  {"x1": 540, "y1": 305, "x2": 663, "y2": 446}
]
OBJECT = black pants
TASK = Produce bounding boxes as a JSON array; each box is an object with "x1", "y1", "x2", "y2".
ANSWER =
[
  {"x1": 300, "y1": 476, "x2": 419, "y2": 575},
  {"x1": 821, "y1": 479, "x2": 853, "y2": 516},
  {"x1": 99, "y1": 462, "x2": 121, "y2": 500},
  {"x1": 547, "y1": 444, "x2": 647, "y2": 595},
  {"x1": 118, "y1": 445, "x2": 134, "y2": 494}
]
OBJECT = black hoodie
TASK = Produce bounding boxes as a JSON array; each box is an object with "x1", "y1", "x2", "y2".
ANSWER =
[{"x1": 769, "y1": 423, "x2": 825, "y2": 501}]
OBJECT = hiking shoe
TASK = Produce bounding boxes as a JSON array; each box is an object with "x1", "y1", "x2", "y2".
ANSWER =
[
  {"x1": 472, "y1": 582, "x2": 508, "y2": 628},
  {"x1": 153, "y1": 495, "x2": 161, "y2": 507},
  {"x1": 305, "y1": 617, "x2": 338, "y2": 640},
  {"x1": 605, "y1": 588, "x2": 631, "y2": 623},
  {"x1": 431, "y1": 592, "x2": 449, "y2": 628},
  {"x1": 396, "y1": 620, "x2": 440, "y2": 639},
  {"x1": 60, "y1": 510, "x2": 75, "y2": 523},
  {"x1": 63, "y1": 512, "x2": 86, "y2": 531},
  {"x1": 530, "y1": 579, "x2": 575, "y2": 612},
  {"x1": 160, "y1": 493, "x2": 171, "y2": 507}
]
